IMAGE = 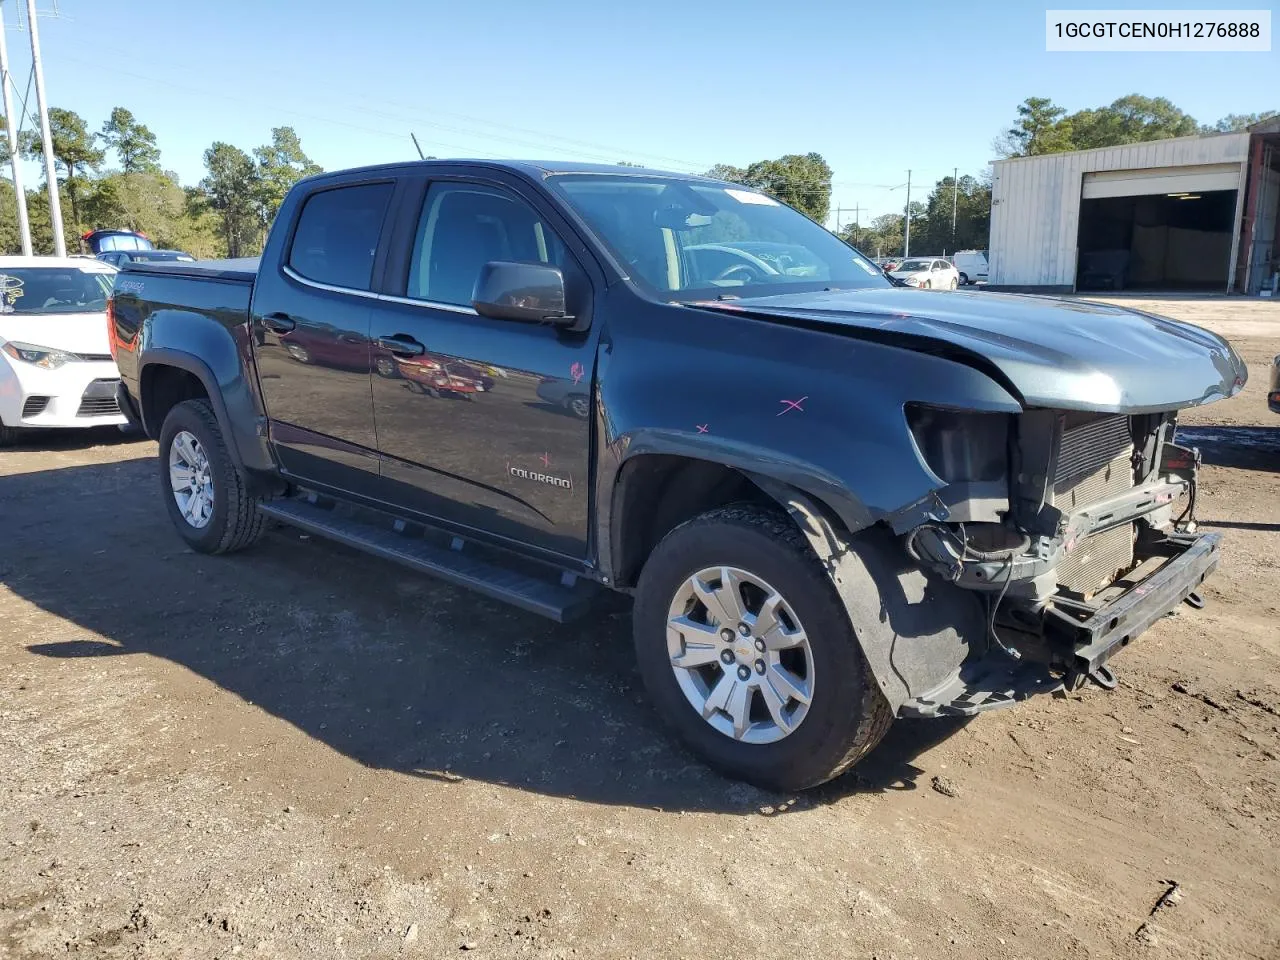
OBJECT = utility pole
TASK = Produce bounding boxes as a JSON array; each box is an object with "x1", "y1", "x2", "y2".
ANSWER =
[
  {"x1": 834, "y1": 203, "x2": 864, "y2": 245},
  {"x1": 0, "y1": 2, "x2": 31, "y2": 255},
  {"x1": 25, "y1": 0, "x2": 63, "y2": 256},
  {"x1": 903, "y1": 169, "x2": 912, "y2": 258},
  {"x1": 950, "y1": 166, "x2": 958, "y2": 252}
]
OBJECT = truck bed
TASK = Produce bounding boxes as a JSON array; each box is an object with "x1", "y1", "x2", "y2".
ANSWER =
[{"x1": 120, "y1": 257, "x2": 260, "y2": 283}]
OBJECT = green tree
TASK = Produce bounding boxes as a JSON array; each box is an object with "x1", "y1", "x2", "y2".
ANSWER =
[
  {"x1": 704, "y1": 154, "x2": 833, "y2": 222},
  {"x1": 20, "y1": 108, "x2": 104, "y2": 228},
  {"x1": 1204, "y1": 111, "x2": 1278, "y2": 133},
  {"x1": 1067, "y1": 95, "x2": 1198, "y2": 150},
  {"x1": 100, "y1": 107, "x2": 161, "y2": 173},
  {"x1": 842, "y1": 213, "x2": 904, "y2": 259},
  {"x1": 900, "y1": 175, "x2": 992, "y2": 256},
  {"x1": 996, "y1": 97, "x2": 1074, "y2": 157},
  {"x1": 201, "y1": 142, "x2": 260, "y2": 258},
  {"x1": 253, "y1": 126, "x2": 321, "y2": 237}
]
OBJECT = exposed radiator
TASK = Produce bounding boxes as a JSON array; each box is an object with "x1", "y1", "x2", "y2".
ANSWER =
[{"x1": 1052, "y1": 414, "x2": 1136, "y2": 596}]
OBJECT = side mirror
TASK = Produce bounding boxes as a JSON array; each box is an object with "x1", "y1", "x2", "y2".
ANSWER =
[{"x1": 472, "y1": 261, "x2": 574, "y2": 326}]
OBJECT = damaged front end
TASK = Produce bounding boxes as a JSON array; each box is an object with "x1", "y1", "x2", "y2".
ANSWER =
[{"x1": 892, "y1": 405, "x2": 1219, "y2": 717}]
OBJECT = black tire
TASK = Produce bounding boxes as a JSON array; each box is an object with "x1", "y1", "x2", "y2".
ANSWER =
[
  {"x1": 959, "y1": 272, "x2": 969, "y2": 285},
  {"x1": 0, "y1": 423, "x2": 20, "y2": 446},
  {"x1": 158, "y1": 399, "x2": 266, "y2": 554},
  {"x1": 633, "y1": 505, "x2": 892, "y2": 791},
  {"x1": 375, "y1": 356, "x2": 398, "y2": 379},
  {"x1": 566, "y1": 395, "x2": 590, "y2": 419}
]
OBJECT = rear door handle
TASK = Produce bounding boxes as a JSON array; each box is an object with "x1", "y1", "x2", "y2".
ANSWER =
[
  {"x1": 262, "y1": 312, "x2": 296, "y2": 333},
  {"x1": 377, "y1": 334, "x2": 426, "y2": 357}
]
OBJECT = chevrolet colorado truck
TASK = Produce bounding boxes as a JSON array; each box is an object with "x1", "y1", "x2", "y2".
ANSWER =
[{"x1": 109, "y1": 160, "x2": 1246, "y2": 791}]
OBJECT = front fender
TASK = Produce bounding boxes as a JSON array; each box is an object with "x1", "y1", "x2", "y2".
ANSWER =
[{"x1": 593, "y1": 300, "x2": 1023, "y2": 572}]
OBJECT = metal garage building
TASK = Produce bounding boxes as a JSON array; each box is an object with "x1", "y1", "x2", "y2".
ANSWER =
[{"x1": 988, "y1": 117, "x2": 1280, "y2": 295}]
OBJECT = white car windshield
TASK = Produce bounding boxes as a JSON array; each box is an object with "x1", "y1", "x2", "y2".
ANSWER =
[
  {"x1": 550, "y1": 174, "x2": 889, "y2": 300},
  {"x1": 896, "y1": 260, "x2": 933, "y2": 272},
  {"x1": 0, "y1": 268, "x2": 113, "y2": 315}
]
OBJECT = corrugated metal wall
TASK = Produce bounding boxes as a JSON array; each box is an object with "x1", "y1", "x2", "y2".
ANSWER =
[{"x1": 989, "y1": 133, "x2": 1251, "y2": 288}]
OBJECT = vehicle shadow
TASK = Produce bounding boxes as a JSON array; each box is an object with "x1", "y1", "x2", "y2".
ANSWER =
[
  {"x1": 4, "y1": 458, "x2": 962, "y2": 815},
  {"x1": 1, "y1": 425, "x2": 142, "y2": 452}
]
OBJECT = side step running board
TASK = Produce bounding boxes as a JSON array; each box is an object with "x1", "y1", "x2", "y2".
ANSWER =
[{"x1": 258, "y1": 498, "x2": 600, "y2": 623}]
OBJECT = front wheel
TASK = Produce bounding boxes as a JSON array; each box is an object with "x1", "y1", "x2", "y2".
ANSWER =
[
  {"x1": 949, "y1": 277, "x2": 958, "y2": 290},
  {"x1": 158, "y1": 399, "x2": 266, "y2": 554},
  {"x1": 633, "y1": 505, "x2": 892, "y2": 791}
]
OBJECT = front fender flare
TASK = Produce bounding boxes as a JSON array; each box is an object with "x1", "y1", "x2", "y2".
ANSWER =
[{"x1": 762, "y1": 484, "x2": 986, "y2": 714}]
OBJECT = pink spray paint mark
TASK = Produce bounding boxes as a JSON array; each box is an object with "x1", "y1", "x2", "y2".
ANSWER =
[
  {"x1": 777, "y1": 396, "x2": 808, "y2": 416},
  {"x1": 695, "y1": 424, "x2": 709, "y2": 434},
  {"x1": 570, "y1": 362, "x2": 585, "y2": 385},
  {"x1": 540, "y1": 452, "x2": 551, "y2": 468}
]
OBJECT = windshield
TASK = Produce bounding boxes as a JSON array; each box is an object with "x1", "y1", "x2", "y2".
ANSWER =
[
  {"x1": 549, "y1": 175, "x2": 888, "y2": 299},
  {"x1": 895, "y1": 259, "x2": 932, "y2": 272},
  {"x1": 0, "y1": 267, "x2": 113, "y2": 315}
]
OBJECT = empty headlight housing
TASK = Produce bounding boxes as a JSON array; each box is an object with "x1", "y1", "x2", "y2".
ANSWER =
[{"x1": 906, "y1": 403, "x2": 1011, "y2": 483}]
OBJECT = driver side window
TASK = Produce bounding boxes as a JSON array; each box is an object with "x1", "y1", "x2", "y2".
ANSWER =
[{"x1": 407, "y1": 182, "x2": 567, "y2": 307}]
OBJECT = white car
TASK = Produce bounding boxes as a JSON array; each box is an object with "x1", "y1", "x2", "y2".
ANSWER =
[
  {"x1": 0, "y1": 256, "x2": 127, "y2": 443},
  {"x1": 951, "y1": 249, "x2": 989, "y2": 285},
  {"x1": 889, "y1": 257, "x2": 960, "y2": 290}
]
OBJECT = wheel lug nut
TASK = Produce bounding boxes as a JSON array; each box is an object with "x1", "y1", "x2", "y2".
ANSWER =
[
  {"x1": 754, "y1": 639, "x2": 765, "y2": 652},
  {"x1": 754, "y1": 659, "x2": 766, "y2": 675},
  {"x1": 721, "y1": 650, "x2": 734, "y2": 665},
  {"x1": 737, "y1": 623, "x2": 750, "y2": 636},
  {"x1": 737, "y1": 666, "x2": 750, "y2": 681},
  {"x1": 720, "y1": 629, "x2": 735, "y2": 642}
]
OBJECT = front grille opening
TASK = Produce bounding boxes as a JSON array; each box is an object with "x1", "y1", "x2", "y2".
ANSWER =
[{"x1": 21, "y1": 395, "x2": 50, "y2": 418}]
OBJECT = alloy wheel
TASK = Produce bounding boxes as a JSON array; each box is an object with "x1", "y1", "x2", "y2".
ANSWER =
[
  {"x1": 169, "y1": 430, "x2": 215, "y2": 529},
  {"x1": 665, "y1": 566, "x2": 815, "y2": 744}
]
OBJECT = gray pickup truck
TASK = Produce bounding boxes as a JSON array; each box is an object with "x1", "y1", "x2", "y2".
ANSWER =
[{"x1": 109, "y1": 160, "x2": 1245, "y2": 790}]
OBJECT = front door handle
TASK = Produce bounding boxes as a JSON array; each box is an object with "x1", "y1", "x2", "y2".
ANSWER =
[
  {"x1": 377, "y1": 334, "x2": 426, "y2": 357},
  {"x1": 262, "y1": 312, "x2": 296, "y2": 333}
]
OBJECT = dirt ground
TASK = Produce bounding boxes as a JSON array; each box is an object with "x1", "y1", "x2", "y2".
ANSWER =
[{"x1": 2, "y1": 296, "x2": 1278, "y2": 960}]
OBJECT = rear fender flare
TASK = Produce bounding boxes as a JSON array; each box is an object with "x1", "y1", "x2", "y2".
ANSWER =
[{"x1": 139, "y1": 349, "x2": 244, "y2": 467}]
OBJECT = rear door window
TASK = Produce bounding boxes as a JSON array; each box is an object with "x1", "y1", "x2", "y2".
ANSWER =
[{"x1": 287, "y1": 182, "x2": 394, "y2": 291}]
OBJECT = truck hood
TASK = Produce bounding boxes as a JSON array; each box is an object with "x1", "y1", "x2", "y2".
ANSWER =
[
  {"x1": 697, "y1": 287, "x2": 1246, "y2": 413},
  {"x1": 0, "y1": 311, "x2": 112, "y2": 356}
]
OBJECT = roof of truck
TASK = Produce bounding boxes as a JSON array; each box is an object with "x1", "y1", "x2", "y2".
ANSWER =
[{"x1": 303, "y1": 158, "x2": 713, "y2": 182}]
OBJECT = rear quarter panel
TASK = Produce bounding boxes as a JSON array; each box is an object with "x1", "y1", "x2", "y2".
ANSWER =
[{"x1": 111, "y1": 271, "x2": 274, "y2": 472}]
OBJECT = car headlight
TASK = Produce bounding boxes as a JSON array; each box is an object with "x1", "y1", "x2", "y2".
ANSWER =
[
  {"x1": 904, "y1": 276, "x2": 922, "y2": 286},
  {"x1": 1, "y1": 341, "x2": 77, "y2": 369}
]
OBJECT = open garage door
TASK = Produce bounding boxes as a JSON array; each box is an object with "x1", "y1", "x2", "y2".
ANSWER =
[{"x1": 1076, "y1": 165, "x2": 1240, "y2": 291}]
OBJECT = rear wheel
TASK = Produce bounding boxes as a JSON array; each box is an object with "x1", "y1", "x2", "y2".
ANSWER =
[
  {"x1": 158, "y1": 399, "x2": 266, "y2": 554},
  {"x1": 958, "y1": 272, "x2": 969, "y2": 285},
  {"x1": 633, "y1": 505, "x2": 892, "y2": 791}
]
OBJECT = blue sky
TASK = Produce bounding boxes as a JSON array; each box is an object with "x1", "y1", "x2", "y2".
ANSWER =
[{"x1": 2, "y1": 0, "x2": 1276, "y2": 227}]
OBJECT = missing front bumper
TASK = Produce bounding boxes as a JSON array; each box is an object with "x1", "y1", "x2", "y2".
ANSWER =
[
  {"x1": 1056, "y1": 531, "x2": 1220, "y2": 675},
  {"x1": 897, "y1": 530, "x2": 1220, "y2": 719}
]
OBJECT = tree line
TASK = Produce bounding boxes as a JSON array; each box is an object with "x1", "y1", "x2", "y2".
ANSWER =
[
  {"x1": 0, "y1": 105, "x2": 321, "y2": 257},
  {"x1": 998, "y1": 94, "x2": 1276, "y2": 158}
]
